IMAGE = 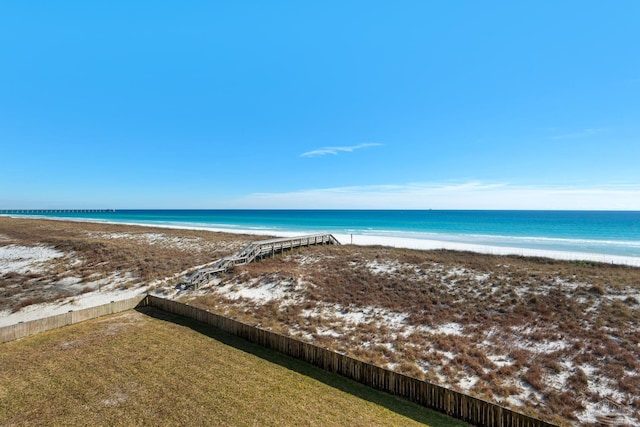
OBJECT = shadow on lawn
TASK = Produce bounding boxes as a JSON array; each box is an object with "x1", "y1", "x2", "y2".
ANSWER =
[{"x1": 135, "y1": 305, "x2": 468, "y2": 427}]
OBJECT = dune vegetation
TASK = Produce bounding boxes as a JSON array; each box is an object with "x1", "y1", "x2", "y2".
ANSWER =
[{"x1": 187, "y1": 245, "x2": 640, "y2": 426}]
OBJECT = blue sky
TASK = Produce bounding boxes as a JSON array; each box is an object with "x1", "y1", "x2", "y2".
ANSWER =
[{"x1": 1, "y1": 1, "x2": 639, "y2": 209}]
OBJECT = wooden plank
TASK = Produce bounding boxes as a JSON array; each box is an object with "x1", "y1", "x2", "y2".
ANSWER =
[{"x1": 184, "y1": 234, "x2": 341, "y2": 288}]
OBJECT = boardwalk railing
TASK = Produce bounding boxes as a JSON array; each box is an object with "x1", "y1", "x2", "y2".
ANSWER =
[
  {"x1": 185, "y1": 234, "x2": 340, "y2": 289},
  {"x1": 144, "y1": 295, "x2": 557, "y2": 427}
]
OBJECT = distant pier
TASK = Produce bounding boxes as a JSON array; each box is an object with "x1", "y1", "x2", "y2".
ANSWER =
[{"x1": 0, "y1": 209, "x2": 116, "y2": 214}]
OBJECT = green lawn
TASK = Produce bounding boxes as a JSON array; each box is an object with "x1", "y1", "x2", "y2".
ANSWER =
[{"x1": 0, "y1": 308, "x2": 467, "y2": 427}]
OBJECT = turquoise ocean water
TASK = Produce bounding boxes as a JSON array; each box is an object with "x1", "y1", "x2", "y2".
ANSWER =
[{"x1": 5, "y1": 210, "x2": 640, "y2": 260}]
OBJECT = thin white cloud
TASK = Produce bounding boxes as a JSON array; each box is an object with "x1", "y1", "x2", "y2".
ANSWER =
[
  {"x1": 550, "y1": 128, "x2": 602, "y2": 140},
  {"x1": 227, "y1": 181, "x2": 640, "y2": 210},
  {"x1": 300, "y1": 143, "x2": 382, "y2": 157}
]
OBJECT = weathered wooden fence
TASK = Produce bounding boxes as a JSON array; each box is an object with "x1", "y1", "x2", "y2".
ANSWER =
[
  {"x1": 0, "y1": 295, "x2": 147, "y2": 343},
  {"x1": 144, "y1": 295, "x2": 557, "y2": 427},
  {"x1": 1, "y1": 294, "x2": 557, "y2": 426}
]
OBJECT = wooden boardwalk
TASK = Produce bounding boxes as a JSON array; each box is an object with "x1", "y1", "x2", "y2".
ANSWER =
[{"x1": 183, "y1": 234, "x2": 340, "y2": 289}]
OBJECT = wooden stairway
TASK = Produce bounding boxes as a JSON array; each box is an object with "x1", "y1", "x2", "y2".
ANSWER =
[{"x1": 181, "y1": 234, "x2": 340, "y2": 289}]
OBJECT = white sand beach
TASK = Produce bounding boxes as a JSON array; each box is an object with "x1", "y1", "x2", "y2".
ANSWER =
[
  {"x1": 9, "y1": 215, "x2": 640, "y2": 267},
  {"x1": 132, "y1": 222, "x2": 640, "y2": 267},
  {"x1": 334, "y1": 233, "x2": 640, "y2": 267}
]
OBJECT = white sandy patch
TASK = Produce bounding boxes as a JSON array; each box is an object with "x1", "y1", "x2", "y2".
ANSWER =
[
  {"x1": 553, "y1": 277, "x2": 585, "y2": 291},
  {"x1": 284, "y1": 254, "x2": 323, "y2": 266},
  {"x1": 505, "y1": 381, "x2": 536, "y2": 408},
  {"x1": 0, "y1": 244, "x2": 64, "y2": 275},
  {"x1": 0, "y1": 285, "x2": 148, "y2": 327},
  {"x1": 509, "y1": 326, "x2": 572, "y2": 353},
  {"x1": 303, "y1": 303, "x2": 410, "y2": 330},
  {"x1": 486, "y1": 353, "x2": 513, "y2": 368},
  {"x1": 458, "y1": 376, "x2": 479, "y2": 390},
  {"x1": 445, "y1": 267, "x2": 468, "y2": 278},
  {"x1": 405, "y1": 322, "x2": 464, "y2": 337},
  {"x1": 56, "y1": 276, "x2": 83, "y2": 286},
  {"x1": 547, "y1": 371, "x2": 571, "y2": 392},
  {"x1": 581, "y1": 365, "x2": 627, "y2": 402},
  {"x1": 314, "y1": 327, "x2": 342, "y2": 338},
  {"x1": 441, "y1": 351, "x2": 456, "y2": 360},
  {"x1": 87, "y1": 232, "x2": 226, "y2": 252},
  {"x1": 580, "y1": 399, "x2": 634, "y2": 426},
  {"x1": 365, "y1": 260, "x2": 399, "y2": 275},
  {"x1": 214, "y1": 277, "x2": 301, "y2": 305},
  {"x1": 438, "y1": 322, "x2": 464, "y2": 335},
  {"x1": 530, "y1": 339, "x2": 571, "y2": 354},
  {"x1": 475, "y1": 273, "x2": 491, "y2": 282},
  {"x1": 83, "y1": 272, "x2": 134, "y2": 289}
]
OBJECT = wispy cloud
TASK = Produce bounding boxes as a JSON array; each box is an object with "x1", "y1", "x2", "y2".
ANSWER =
[
  {"x1": 300, "y1": 143, "x2": 382, "y2": 157},
  {"x1": 550, "y1": 128, "x2": 603, "y2": 140},
  {"x1": 227, "y1": 181, "x2": 640, "y2": 210}
]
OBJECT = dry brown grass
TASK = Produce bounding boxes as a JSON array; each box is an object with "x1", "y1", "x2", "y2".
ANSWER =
[
  {"x1": 0, "y1": 217, "x2": 258, "y2": 311},
  {"x1": 0, "y1": 308, "x2": 467, "y2": 427}
]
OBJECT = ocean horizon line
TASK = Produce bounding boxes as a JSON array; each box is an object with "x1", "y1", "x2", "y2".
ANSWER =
[{"x1": 3, "y1": 208, "x2": 640, "y2": 212}]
